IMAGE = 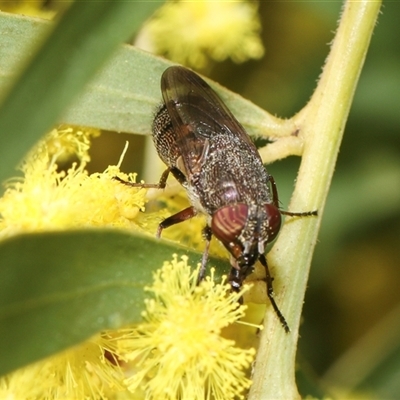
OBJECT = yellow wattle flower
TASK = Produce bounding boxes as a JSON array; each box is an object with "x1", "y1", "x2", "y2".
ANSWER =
[
  {"x1": 0, "y1": 335, "x2": 126, "y2": 400},
  {"x1": 116, "y1": 255, "x2": 256, "y2": 400},
  {"x1": 137, "y1": 0, "x2": 264, "y2": 68},
  {"x1": 0, "y1": 126, "x2": 148, "y2": 238}
]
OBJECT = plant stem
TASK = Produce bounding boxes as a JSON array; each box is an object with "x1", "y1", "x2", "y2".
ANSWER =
[{"x1": 248, "y1": 1, "x2": 382, "y2": 398}]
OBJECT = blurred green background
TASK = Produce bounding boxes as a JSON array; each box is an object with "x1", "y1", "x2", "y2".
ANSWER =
[{"x1": 2, "y1": 0, "x2": 399, "y2": 398}]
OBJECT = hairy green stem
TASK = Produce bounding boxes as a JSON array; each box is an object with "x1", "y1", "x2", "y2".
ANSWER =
[{"x1": 248, "y1": 1, "x2": 382, "y2": 398}]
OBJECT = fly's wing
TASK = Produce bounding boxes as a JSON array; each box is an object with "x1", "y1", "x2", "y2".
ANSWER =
[{"x1": 161, "y1": 66, "x2": 260, "y2": 177}]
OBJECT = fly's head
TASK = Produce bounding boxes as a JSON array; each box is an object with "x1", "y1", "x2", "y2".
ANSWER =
[{"x1": 211, "y1": 202, "x2": 282, "y2": 280}]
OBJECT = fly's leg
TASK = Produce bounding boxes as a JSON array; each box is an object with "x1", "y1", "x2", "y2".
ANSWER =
[
  {"x1": 268, "y1": 174, "x2": 318, "y2": 217},
  {"x1": 113, "y1": 168, "x2": 171, "y2": 189},
  {"x1": 115, "y1": 166, "x2": 194, "y2": 236},
  {"x1": 196, "y1": 226, "x2": 212, "y2": 285},
  {"x1": 156, "y1": 206, "x2": 197, "y2": 238},
  {"x1": 115, "y1": 167, "x2": 202, "y2": 272},
  {"x1": 259, "y1": 253, "x2": 290, "y2": 333}
]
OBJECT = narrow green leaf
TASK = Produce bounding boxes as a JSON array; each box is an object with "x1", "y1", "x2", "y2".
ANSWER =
[
  {"x1": 0, "y1": 229, "x2": 229, "y2": 376},
  {"x1": 0, "y1": 2, "x2": 161, "y2": 184},
  {"x1": 62, "y1": 46, "x2": 283, "y2": 139}
]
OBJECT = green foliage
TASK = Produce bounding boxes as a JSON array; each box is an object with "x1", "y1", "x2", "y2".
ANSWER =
[
  {"x1": 0, "y1": 2, "x2": 160, "y2": 184},
  {"x1": 0, "y1": 229, "x2": 228, "y2": 376}
]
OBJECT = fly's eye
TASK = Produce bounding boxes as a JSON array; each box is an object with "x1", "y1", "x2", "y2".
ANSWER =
[
  {"x1": 211, "y1": 204, "x2": 249, "y2": 244},
  {"x1": 264, "y1": 204, "x2": 282, "y2": 243}
]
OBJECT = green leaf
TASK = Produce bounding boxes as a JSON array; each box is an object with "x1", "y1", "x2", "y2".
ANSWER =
[
  {"x1": 57, "y1": 46, "x2": 281, "y2": 141},
  {"x1": 0, "y1": 229, "x2": 229, "y2": 377},
  {"x1": 0, "y1": 2, "x2": 161, "y2": 185}
]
